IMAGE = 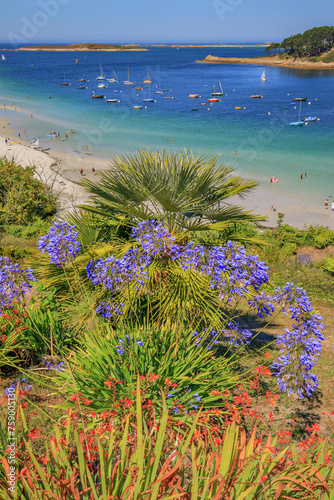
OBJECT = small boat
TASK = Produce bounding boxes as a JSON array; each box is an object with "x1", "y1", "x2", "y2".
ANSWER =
[
  {"x1": 192, "y1": 108, "x2": 199, "y2": 111},
  {"x1": 77, "y1": 86, "x2": 86, "y2": 89},
  {"x1": 235, "y1": 107, "x2": 241, "y2": 109},
  {"x1": 92, "y1": 94, "x2": 104, "y2": 99},
  {"x1": 189, "y1": 94, "x2": 199, "y2": 98},
  {"x1": 61, "y1": 73, "x2": 69, "y2": 86},
  {"x1": 293, "y1": 97, "x2": 307, "y2": 101},
  {"x1": 302, "y1": 116, "x2": 317, "y2": 122},
  {"x1": 2, "y1": 54, "x2": 5, "y2": 61},
  {"x1": 155, "y1": 83, "x2": 163, "y2": 94},
  {"x1": 201, "y1": 102, "x2": 207, "y2": 106},
  {"x1": 75, "y1": 59, "x2": 78, "y2": 64},
  {"x1": 143, "y1": 86, "x2": 154, "y2": 102},
  {"x1": 135, "y1": 86, "x2": 142, "y2": 90},
  {"x1": 282, "y1": 106, "x2": 288, "y2": 109},
  {"x1": 290, "y1": 100, "x2": 304, "y2": 126},
  {"x1": 250, "y1": 95, "x2": 263, "y2": 98},
  {"x1": 271, "y1": 176, "x2": 278, "y2": 183},
  {"x1": 106, "y1": 99, "x2": 118, "y2": 102},
  {"x1": 261, "y1": 70, "x2": 267, "y2": 82},
  {"x1": 144, "y1": 72, "x2": 152, "y2": 84},
  {"x1": 96, "y1": 63, "x2": 106, "y2": 81},
  {"x1": 211, "y1": 79, "x2": 223, "y2": 96},
  {"x1": 164, "y1": 96, "x2": 172, "y2": 99},
  {"x1": 78, "y1": 79, "x2": 86, "y2": 82},
  {"x1": 124, "y1": 68, "x2": 134, "y2": 85},
  {"x1": 208, "y1": 98, "x2": 219, "y2": 102},
  {"x1": 107, "y1": 70, "x2": 119, "y2": 83},
  {"x1": 31, "y1": 138, "x2": 39, "y2": 148},
  {"x1": 134, "y1": 105, "x2": 142, "y2": 109},
  {"x1": 98, "y1": 83, "x2": 107, "y2": 88}
]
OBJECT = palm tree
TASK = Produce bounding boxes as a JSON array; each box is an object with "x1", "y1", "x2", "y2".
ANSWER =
[{"x1": 81, "y1": 149, "x2": 265, "y2": 239}]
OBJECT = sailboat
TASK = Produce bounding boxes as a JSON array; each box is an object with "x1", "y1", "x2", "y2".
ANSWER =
[
  {"x1": 290, "y1": 100, "x2": 304, "y2": 126},
  {"x1": 143, "y1": 86, "x2": 154, "y2": 102},
  {"x1": 96, "y1": 63, "x2": 106, "y2": 81},
  {"x1": 107, "y1": 70, "x2": 119, "y2": 83},
  {"x1": 144, "y1": 72, "x2": 152, "y2": 84},
  {"x1": 261, "y1": 70, "x2": 267, "y2": 82},
  {"x1": 123, "y1": 68, "x2": 134, "y2": 85},
  {"x1": 31, "y1": 138, "x2": 39, "y2": 148},
  {"x1": 211, "y1": 79, "x2": 223, "y2": 96},
  {"x1": 60, "y1": 73, "x2": 69, "y2": 86},
  {"x1": 155, "y1": 82, "x2": 163, "y2": 95},
  {"x1": 1, "y1": 54, "x2": 5, "y2": 61}
]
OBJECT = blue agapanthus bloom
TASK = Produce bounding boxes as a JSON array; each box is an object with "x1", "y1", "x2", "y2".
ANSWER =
[
  {"x1": 5, "y1": 378, "x2": 32, "y2": 397},
  {"x1": 38, "y1": 222, "x2": 81, "y2": 267},
  {"x1": 0, "y1": 256, "x2": 36, "y2": 313},
  {"x1": 42, "y1": 357, "x2": 66, "y2": 371}
]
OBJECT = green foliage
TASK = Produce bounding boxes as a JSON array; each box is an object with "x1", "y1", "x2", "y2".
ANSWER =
[
  {"x1": 0, "y1": 158, "x2": 57, "y2": 226},
  {"x1": 314, "y1": 229, "x2": 334, "y2": 249},
  {"x1": 320, "y1": 257, "x2": 334, "y2": 275},
  {"x1": 81, "y1": 148, "x2": 265, "y2": 238},
  {"x1": 281, "y1": 25, "x2": 334, "y2": 58},
  {"x1": 61, "y1": 324, "x2": 238, "y2": 420},
  {"x1": 322, "y1": 50, "x2": 334, "y2": 62}
]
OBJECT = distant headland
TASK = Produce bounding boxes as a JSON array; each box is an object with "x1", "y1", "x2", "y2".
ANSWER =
[
  {"x1": 13, "y1": 43, "x2": 148, "y2": 52},
  {"x1": 197, "y1": 26, "x2": 334, "y2": 70}
]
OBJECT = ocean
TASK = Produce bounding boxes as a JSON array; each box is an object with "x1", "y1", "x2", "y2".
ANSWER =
[{"x1": 0, "y1": 45, "x2": 333, "y2": 203}]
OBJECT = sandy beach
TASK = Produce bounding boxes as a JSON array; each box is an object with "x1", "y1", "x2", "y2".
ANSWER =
[
  {"x1": 197, "y1": 55, "x2": 334, "y2": 70},
  {"x1": 0, "y1": 113, "x2": 334, "y2": 230}
]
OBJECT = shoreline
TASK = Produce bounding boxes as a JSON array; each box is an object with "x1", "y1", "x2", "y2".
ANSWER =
[
  {"x1": 1, "y1": 113, "x2": 334, "y2": 230},
  {"x1": 197, "y1": 55, "x2": 334, "y2": 70}
]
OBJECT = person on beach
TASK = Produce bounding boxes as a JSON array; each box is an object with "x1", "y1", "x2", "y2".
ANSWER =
[
  {"x1": 30, "y1": 113, "x2": 33, "y2": 119},
  {"x1": 65, "y1": 133, "x2": 68, "y2": 139},
  {"x1": 325, "y1": 199, "x2": 329, "y2": 209},
  {"x1": 86, "y1": 145, "x2": 89, "y2": 153},
  {"x1": 305, "y1": 172, "x2": 307, "y2": 177},
  {"x1": 80, "y1": 168, "x2": 83, "y2": 176},
  {"x1": 301, "y1": 173, "x2": 303, "y2": 179},
  {"x1": 24, "y1": 130, "x2": 26, "y2": 139},
  {"x1": 233, "y1": 150, "x2": 236, "y2": 155},
  {"x1": 18, "y1": 133, "x2": 20, "y2": 139},
  {"x1": 332, "y1": 201, "x2": 334, "y2": 211},
  {"x1": 5, "y1": 138, "x2": 7, "y2": 145}
]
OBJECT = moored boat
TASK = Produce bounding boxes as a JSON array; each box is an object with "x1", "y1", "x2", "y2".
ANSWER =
[
  {"x1": 261, "y1": 70, "x2": 267, "y2": 82},
  {"x1": 96, "y1": 63, "x2": 106, "y2": 81},
  {"x1": 250, "y1": 95, "x2": 263, "y2": 98},
  {"x1": 293, "y1": 97, "x2": 307, "y2": 101},
  {"x1": 189, "y1": 94, "x2": 199, "y2": 98},
  {"x1": 211, "y1": 79, "x2": 223, "y2": 96},
  {"x1": 124, "y1": 68, "x2": 134, "y2": 85},
  {"x1": 144, "y1": 72, "x2": 152, "y2": 84},
  {"x1": 92, "y1": 94, "x2": 104, "y2": 99},
  {"x1": 208, "y1": 98, "x2": 219, "y2": 102}
]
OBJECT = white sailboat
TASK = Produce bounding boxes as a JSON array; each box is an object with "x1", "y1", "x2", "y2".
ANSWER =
[
  {"x1": 211, "y1": 79, "x2": 224, "y2": 96},
  {"x1": 31, "y1": 138, "x2": 39, "y2": 148},
  {"x1": 123, "y1": 68, "x2": 134, "y2": 85},
  {"x1": 290, "y1": 100, "x2": 304, "y2": 126},
  {"x1": 155, "y1": 82, "x2": 163, "y2": 95},
  {"x1": 143, "y1": 86, "x2": 154, "y2": 102},
  {"x1": 2, "y1": 54, "x2": 5, "y2": 61},
  {"x1": 107, "y1": 69, "x2": 119, "y2": 83},
  {"x1": 261, "y1": 69, "x2": 267, "y2": 81},
  {"x1": 96, "y1": 63, "x2": 106, "y2": 81}
]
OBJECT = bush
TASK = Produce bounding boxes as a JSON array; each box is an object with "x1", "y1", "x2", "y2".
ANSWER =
[
  {"x1": 322, "y1": 50, "x2": 334, "y2": 62},
  {"x1": 320, "y1": 257, "x2": 334, "y2": 275},
  {"x1": 314, "y1": 229, "x2": 334, "y2": 249},
  {"x1": 0, "y1": 158, "x2": 58, "y2": 226}
]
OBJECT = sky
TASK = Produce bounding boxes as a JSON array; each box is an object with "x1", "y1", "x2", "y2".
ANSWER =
[{"x1": 0, "y1": 0, "x2": 333, "y2": 45}]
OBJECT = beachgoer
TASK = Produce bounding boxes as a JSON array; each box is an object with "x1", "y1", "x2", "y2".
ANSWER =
[
  {"x1": 30, "y1": 113, "x2": 33, "y2": 118},
  {"x1": 332, "y1": 201, "x2": 334, "y2": 212},
  {"x1": 305, "y1": 172, "x2": 307, "y2": 177},
  {"x1": 270, "y1": 177, "x2": 273, "y2": 183},
  {"x1": 273, "y1": 206, "x2": 276, "y2": 212},
  {"x1": 301, "y1": 174, "x2": 303, "y2": 179},
  {"x1": 18, "y1": 133, "x2": 20, "y2": 138},
  {"x1": 5, "y1": 138, "x2": 7, "y2": 145},
  {"x1": 325, "y1": 199, "x2": 329, "y2": 209},
  {"x1": 270, "y1": 206, "x2": 273, "y2": 211},
  {"x1": 65, "y1": 133, "x2": 68, "y2": 139},
  {"x1": 86, "y1": 145, "x2": 89, "y2": 153},
  {"x1": 24, "y1": 130, "x2": 26, "y2": 138},
  {"x1": 50, "y1": 131, "x2": 52, "y2": 135},
  {"x1": 70, "y1": 129, "x2": 73, "y2": 134},
  {"x1": 92, "y1": 167, "x2": 95, "y2": 175},
  {"x1": 80, "y1": 168, "x2": 83, "y2": 176},
  {"x1": 233, "y1": 150, "x2": 236, "y2": 155}
]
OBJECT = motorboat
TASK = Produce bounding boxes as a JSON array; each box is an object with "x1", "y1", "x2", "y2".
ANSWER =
[
  {"x1": 250, "y1": 95, "x2": 263, "y2": 98},
  {"x1": 189, "y1": 94, "x2": 199, "y2": 98}
]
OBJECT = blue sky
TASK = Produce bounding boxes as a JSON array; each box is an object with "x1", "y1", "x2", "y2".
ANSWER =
[{"x1": 1, "y1": 0, "x2": 333, "y2": 44}]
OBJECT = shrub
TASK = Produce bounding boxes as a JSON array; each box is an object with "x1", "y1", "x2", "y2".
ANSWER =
[
  {"x1": 322, "y1": 50, "x2": 334, "y2": 62},
  {"x1": 320, "y1": 257, "x2": 334, "y2": 275},
  {"x1": 314, "y1": 229, "x2": 334, "y2": 249}
]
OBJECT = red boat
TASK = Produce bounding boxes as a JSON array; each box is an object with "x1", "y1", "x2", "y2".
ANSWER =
[{"x1": 208, "y1": 98, "x2": 219, "y2": 102}]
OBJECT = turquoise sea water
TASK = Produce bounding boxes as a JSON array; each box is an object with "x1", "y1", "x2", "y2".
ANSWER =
[{"x1": 0, "y1": 45, "x2": 333, "y2": 203}]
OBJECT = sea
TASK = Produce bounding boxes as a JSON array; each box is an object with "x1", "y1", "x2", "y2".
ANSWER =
[{"x1": 0, "y1": 44, "x2": 333, "y2": 204}]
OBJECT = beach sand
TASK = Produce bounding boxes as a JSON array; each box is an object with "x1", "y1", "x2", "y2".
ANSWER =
[
  {"x1": 197, "y1": 55, "x2": 334, "y2": 70},
  {"x1": 0, "y1": 114, "x2": 334, "y2": 230}
]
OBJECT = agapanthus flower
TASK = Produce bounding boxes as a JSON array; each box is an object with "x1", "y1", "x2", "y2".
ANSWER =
[
  {"x1": 0, "y1": 256, "x2": 35, "y2": 313},
  {"x1": 38, "y1": 221, "x2": 81, "y2": 267},
  {"x1": 5, "y1": 378, "x2": 32, "y2": 397},
  {"x1": 42, "y1": 356, "x2": 66, "y2": 371}
]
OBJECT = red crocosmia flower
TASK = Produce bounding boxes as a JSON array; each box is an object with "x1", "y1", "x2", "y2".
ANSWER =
[
  {"x1": 261, "y1": 476, "x2": 268, "y2": 482},
  {"x1": 42, "y1": 456, "x2": 50, "y2": 464},
  {"x1": 104, "y1": 379, "x2": 113, "y2": 389},
  {"x1": 83, "y1": 399, "x2": 92, "y2": 406},
  {"x1": 265, "y1": 352, "x2": 270, "y2": 360},
  {"x1": 27, "y1": 429, "x2": 40, "y2": 438},
  {"x1": 21, "y1": 403, "x2": 28, "y2": 409},
  {"x1": 211, "y1": 390, "x2": 221, "y2": 396},
  {"x1": 69, "y1": 394, "x2": 77, "y2": 401},
  {"x1": 164, "y1": 378, "x2": 171, "y2": 385},
  {"x1": 31, "y1": 413, "x2": 37, "y2": 416}
]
